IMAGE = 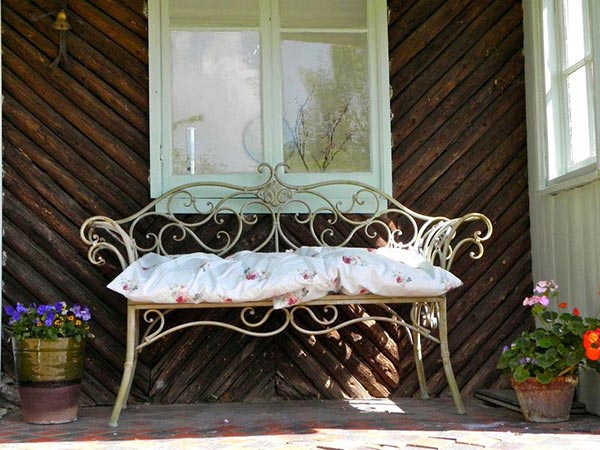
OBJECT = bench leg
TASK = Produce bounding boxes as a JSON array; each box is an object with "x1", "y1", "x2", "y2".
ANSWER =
[
  {"x1": 438, "y1": 300, "x2": 465, "y2": 414},
  {"x1": 109, "y1": 306, "x2": 138, "y2": 427},
  {"x1": 411, "y1": 328, "x2": 430, "y2": 399},
  {"x1": 121, "y1": 310, "x2": 140, "y2": 410}
]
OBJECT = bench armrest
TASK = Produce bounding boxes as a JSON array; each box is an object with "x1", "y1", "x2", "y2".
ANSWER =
[
  {"x1": 416, "y1": 212, "x2": 493, "y2": 271},
  {"x1": 80, "y1": 216, "x2": 137, "y2": 270}
]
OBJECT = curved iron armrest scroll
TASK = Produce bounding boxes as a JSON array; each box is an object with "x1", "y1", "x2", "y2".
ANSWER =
[
  {"x1": 417, "y1": 212, "x2": 493, "y2": 272},
  {"x1": 80, "y1": 216, "x2": 137, "y2": 271}
]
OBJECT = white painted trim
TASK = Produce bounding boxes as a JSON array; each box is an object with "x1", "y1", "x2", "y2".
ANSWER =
[
  {"x1": 263, "y1": 0, "x2": 278, "y2": 165},
  {"x1": 279, "y1": 27, "x2": 369, "y2": 33},
  {"x1": 523, "y1": 0, "x2": 546, "y2": 193},
  {"x1": 524, "y1": 0, "x2": 546, "y2": 280},
  {"x1": 160, "y1": 0, "x2": 175, "y2": 191},
  {"x1": 540, "y1": 165, "x2": 599, "y2": 195},
  {"x1": 148, "y1": 0, "x2": 163, "y2": 197},
  {"x1": 592, "y1": 0, "x2": 600, "y2": 173},
  {"x1": 373, "y1": 0, "x2": 392, "y2": 195}
]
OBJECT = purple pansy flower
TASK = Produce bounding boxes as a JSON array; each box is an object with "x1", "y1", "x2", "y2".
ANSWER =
[{"x1": 44, "y1": 311, "x2": 56, "y2": 327}]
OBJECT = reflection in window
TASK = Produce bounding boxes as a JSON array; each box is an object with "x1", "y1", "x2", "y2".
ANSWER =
[
  {"x1": 282, "y1": 33, "x2": 369, "y2": 173},
  {"x1": 170, "y1": 31, "x2": 262, "y2": 175}
]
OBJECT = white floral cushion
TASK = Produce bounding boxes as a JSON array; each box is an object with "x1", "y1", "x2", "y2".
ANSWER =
[
  {"x1": 107, "y1": 251, "x2": 337, "y2": 308},
  {"x1": 107, "y1": 247, "x2": 462, "y2": 309}
]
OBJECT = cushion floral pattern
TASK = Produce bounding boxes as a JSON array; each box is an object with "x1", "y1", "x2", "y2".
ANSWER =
[
  {"x1": 293, "y1": 247, "x2": 462, "y2": 298},
  {"x1": 108, "y1": 247, "x2": 462, "y2": 309}
]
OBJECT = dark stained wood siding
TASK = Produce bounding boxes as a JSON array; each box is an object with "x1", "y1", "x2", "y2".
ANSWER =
[{"x1": 1, "y1": 0, "x2": 531, "y2": 407}]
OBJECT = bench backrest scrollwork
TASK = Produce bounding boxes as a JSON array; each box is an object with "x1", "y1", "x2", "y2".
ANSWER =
[{"x1": 80, "y1": 163, "x2": 493, "y2": 272}]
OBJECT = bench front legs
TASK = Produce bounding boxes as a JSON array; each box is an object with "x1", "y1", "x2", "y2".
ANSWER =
[
  {"x1": 438, "y1": 300, "x2": 465, "y2": 414},
  {"x1": 411, "y1": 326, "x2": 430, "y2": 399},
  {"x1": 410, "y1": 300, "x2": 465, "y2": 414},
  {"x1": 109, "y1": 306, "x2": 139, "y2": 427}
]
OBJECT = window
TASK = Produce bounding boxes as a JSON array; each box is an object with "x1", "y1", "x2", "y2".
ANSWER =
[
  {"x1": 148, "y1": 0, "x2": 391, "y2": 202},
  {"x1": 526, "y1": 0, "x2": 600, "y2": 189}
]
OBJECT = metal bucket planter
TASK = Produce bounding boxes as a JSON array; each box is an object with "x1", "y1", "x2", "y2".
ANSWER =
[
  {"x1": 511, "y1": 375, "x2": 578, "y2": 423},
  {"x1": 578, "y1": 365, "x2": 600, "y2": 415},
  {"x1": 12, "y1": 338, "x2": 85, "y2": 424}
]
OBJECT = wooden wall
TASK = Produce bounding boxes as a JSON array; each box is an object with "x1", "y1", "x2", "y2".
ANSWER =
[{"x1": 1, "y1": 0, "x2": 532, "y2": 407}]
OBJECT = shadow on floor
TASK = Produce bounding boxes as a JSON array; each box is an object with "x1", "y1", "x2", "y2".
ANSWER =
[{"x1": 1, "y1": 397, "x2": 600, "y2": 449}]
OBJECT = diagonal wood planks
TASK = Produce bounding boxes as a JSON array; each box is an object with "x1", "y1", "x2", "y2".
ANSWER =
[{"x1": 1, "y1": 0, "x2": 531, "y2": 407}]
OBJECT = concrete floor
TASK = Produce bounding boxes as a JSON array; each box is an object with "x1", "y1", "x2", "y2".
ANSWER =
[{"x1": 1, "y1": 397, "x2": 600, "y2": 449}]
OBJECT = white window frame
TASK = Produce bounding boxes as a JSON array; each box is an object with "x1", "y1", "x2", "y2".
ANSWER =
[
  {"x1": 148, "y1": 0, "x2": 392, "y2": 205},
  {"x1": 524, "y1": 0, "x2": 600, "y2": 194}
]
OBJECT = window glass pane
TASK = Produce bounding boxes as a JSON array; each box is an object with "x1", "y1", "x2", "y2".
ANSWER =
[
  {"x1": 170, "y1": 31, "x2": 262, "y2": 175},
  {"x1": 281, "y1": 32, "x2": 370, "y2": 173},
  {"x1": 563, "y1": 0, "x2": 586, "y2": 67},
  {"x1": 279, "y1": 0, "x2": 366, "y2": 28},
  {"x1": 170, "y1": 0, "x2": 259, "y2": 27},
  {"x1": 566, "y1": 67, "x2": 594, "y2": 167}
]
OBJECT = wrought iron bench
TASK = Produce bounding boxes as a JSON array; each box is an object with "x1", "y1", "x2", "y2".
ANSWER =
[{"x1": 80, "y1": 163, "x2": 492, "y2": 427}]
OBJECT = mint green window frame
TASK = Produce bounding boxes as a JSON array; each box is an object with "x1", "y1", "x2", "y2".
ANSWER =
[{"x1": 148, "y1": 0, "x2": 392, "y2": 203}]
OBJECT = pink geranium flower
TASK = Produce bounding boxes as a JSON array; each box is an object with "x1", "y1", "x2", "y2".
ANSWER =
[
  {"x1": 533, "y1": 279, "x2": 558, "y2": 295},
  {"x1": 523, "y1": 295, "x2": 550, "y2": 307}
]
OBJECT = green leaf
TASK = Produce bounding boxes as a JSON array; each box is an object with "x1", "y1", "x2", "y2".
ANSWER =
[
  {"x1": 497, "y1": 357, "x2": 509, "y2": 370},
  {"x1": 536, "y1": 371, "x2": 554, "y2": 384},
  {"x1": 565, "y1": 350, "x2": 583, "y2": 366},
  {"x1": 537, "y1": 335, "x2": 557, "y2": 348},
  {"x1": 513, "y1": 366, "x2": 531, "y2": 382},
  {"x1": 536, "y1": 349, "x2": 559, "y2": 369}
]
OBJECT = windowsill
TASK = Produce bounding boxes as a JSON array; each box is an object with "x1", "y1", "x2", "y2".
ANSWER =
[{"x1": 538, "y1": 165, "x2": 600, "y2": 196}]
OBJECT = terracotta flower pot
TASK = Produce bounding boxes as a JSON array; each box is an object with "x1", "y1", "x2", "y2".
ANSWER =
[
  {"x1": 511, "y1": 375, "x2": 578, "y2": 423},
  {"x1": 12, "y1": 337, "x2": 85, "y2": 424}
]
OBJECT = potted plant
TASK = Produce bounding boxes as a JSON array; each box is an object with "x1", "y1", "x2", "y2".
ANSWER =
[
  {"x1": 497, "y1": 280, "x2": 600, "y2": 422},
  {"x1": 4, "y1": 301, "x2": 93, "y2": 424}
]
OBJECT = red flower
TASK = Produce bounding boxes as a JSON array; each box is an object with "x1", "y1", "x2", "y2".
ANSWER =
[
  {"x1": 287, "y1": 296, "x2": 299, "y2": 306},
  {"x1": 585, "y1": 347, "x2": 600, "y2": 361},
  {"x1": 558, "y1": 302, "x2": 567, "y2": 309},
  {"x1": 583, "y1": 329, "x2": 600, "y2": 349},
  {"x1": 175, "y1": 295, "x2": 187, "y2": 303},
  {"x1": 246, "y1": 273, "x2": 257, "y2": 280},
  {"x1": 573, "y1": 307, "x2": 580, "y2": 316},
  {"x1": 583, "y1": 329, "x2": 600, "y2": 361},
  {"x1": 342, "y1": 256, "x2": 352, "y2": 264}
]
